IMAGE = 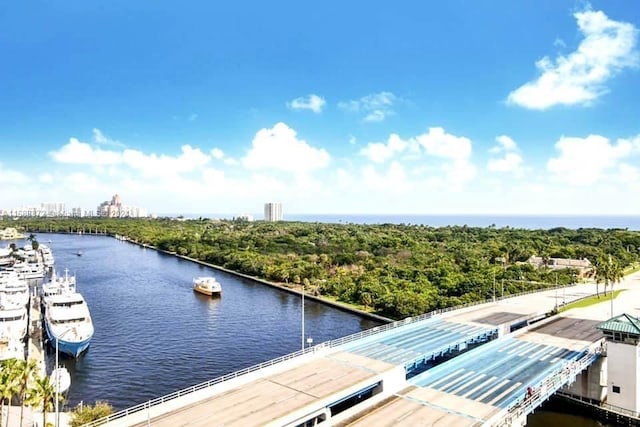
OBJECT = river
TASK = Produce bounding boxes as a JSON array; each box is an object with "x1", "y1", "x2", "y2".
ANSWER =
[
  {"x1": 40, "y1": 233, "x2": 380, "y2": 410},
  {"x1": 32, "y1": 233, "x2": 608, "y2": 425}
]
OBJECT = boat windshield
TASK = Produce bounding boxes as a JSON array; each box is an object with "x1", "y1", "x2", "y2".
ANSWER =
[
  {"x1": 52, "y1": 300, "x2": 84, "y2": 307},
  {"x1": 53, "y1": 317, "x2": 86, "y2": 324},
  {"x1": 0, "y1": 315, "x2": 24, "y2": 321}
]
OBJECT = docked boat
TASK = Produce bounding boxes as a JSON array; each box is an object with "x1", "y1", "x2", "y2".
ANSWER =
[
  {"x1": 50, "y1": 366, "x2": 71, "y2": 394},
  {"x1": 193, "y1": 277, "x2": 222, "y2": 296},
  {"x1": 43, "y1": 269, "x2": 76, "y2": 300},
  {"x1": 43, "y1": 286, "x2": 94, "y2": 358},
  {"x1": 0, "y1": 279, "x2": 29, "y2": 308},
  {"x1": 12, "y1": 261, "x2": 46, "y2": 280},
  {"x1": 0, "y1": 302, "x2": 28, "y2": 360},
  {"x1": 0, "y1": 247, "x2": 13, "y2": 267},
  {"x1": 39, "y1": 245, "x2": 55, "y2": 269}
]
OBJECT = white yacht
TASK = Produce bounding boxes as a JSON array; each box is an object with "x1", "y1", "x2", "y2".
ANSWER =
[
  {"x1": 0, "y1": 301, "x2": 28, "y2": 360},
  {"x1": 43, "y1": 269, "x2": 76, "y2": 301},
  {"x1": 12, "y1": 261, "x2": 46, "y2": 280},
  {"x1": 0, "y1": 270, "x2": 29, "y2": 307},
  {"x1": 44, "y1": 287, "x2": 94, "y2": 358}
]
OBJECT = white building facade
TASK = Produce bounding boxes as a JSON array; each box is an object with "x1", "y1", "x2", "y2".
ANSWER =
[{"x1": 264, "y1": 202, "x2": 283, "y2": 222}]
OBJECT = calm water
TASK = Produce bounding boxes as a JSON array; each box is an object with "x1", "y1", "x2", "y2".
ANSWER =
[{"x1": 37, "y1": 233, "x2": 381, "y2": 410}]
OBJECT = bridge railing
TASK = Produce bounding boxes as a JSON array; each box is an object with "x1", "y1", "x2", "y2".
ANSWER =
[
  {"x1": 556, "y1": 391, "x2": 640, "y2": 419},
  {"x1": 490, "y1": 341, "x2": 604, "y2": 426},
  {"x1": 83, "y1": 284, "x2": 583, "y2": 426}
]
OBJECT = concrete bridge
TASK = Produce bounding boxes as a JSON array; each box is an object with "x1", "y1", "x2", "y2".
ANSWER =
[{"x1": 85, "y1": 275, "x2": 639, "y2": 427}]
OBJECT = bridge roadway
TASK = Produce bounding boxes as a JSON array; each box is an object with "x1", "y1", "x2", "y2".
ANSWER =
[{"x1": 92, "y1": 278, "x2": 636, "y2": 427}]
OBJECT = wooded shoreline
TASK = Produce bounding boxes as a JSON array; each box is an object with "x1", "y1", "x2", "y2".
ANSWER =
[{"x1": 6, "y1": 217, "x2": 638, "y2": 320}]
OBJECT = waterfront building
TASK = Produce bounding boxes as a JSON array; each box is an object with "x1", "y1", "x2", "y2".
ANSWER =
[
  {"x1": 264, "y1": 202, "x2": 283, "y2": 222},
  {"x1": 527, "y1": 256, "x2": 593, "y2": 278},
  {"x1": 597, "y1": 314, "x2": 640, "y2": 412},
  {"x1": 0, "y1": 227, "x2": 24, "y2": 240}
]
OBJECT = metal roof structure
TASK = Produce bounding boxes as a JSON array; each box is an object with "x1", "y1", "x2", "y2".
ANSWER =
[{"x1": 597, "y1": 313, "x2": 640, "y2": 336}]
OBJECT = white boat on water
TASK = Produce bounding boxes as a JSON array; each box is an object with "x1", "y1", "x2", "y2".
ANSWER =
[
  {"x1": 193, "y1": 277, "x2": 222, "y2": 297},
  {"x1": 43, "y1": 276, "x2": 94, "y2": 358},
  {"x1": 43, "y1": 269, "x2": 76, "y2": 300},
  {"x1": 12, "y1": 261, "x2": 46, "y2": 280},
  {"x1": 0, "y1": 302, "x2": 28, "y2": 360},
  {"x1": 50, "y1": 366, "x2": 71, "y2": 394}
]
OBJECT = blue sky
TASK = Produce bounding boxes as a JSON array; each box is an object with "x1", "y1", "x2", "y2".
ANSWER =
[{"x1": 1, "y1": 1, "x2": 639, "y2": 216}]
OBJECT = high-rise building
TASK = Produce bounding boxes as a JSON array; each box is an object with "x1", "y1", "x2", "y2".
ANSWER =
[
  {"x1": 96, "y1": 194, "x2": 147, "y2": 218},
  {"x1": 264, "y1": 202, "x2": 283, "y2": 222}
]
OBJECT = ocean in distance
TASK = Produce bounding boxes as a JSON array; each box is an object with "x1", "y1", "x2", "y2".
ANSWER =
[{"x1": 165, "y1": 213, "x2": 640, "y2": 231}]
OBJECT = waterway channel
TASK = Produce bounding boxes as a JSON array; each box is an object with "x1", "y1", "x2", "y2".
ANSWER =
[
  {"x1": 38, "y1": 233, "x2": 381, "y2": 410},
  {"x1": 28, "y1": 233, "x2": 610, "y2": 425}
]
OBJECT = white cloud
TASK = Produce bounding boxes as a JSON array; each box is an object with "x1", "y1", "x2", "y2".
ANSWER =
[
  {"x1": 487, "y1": 135, "x2": 523, "y2": 174},
  {"x1": 210, "y1": 148, "x2": 224, "y2": 159},
  {"x1": 508, "y1": 8, "x2": 638, "y2": 109},
  {"x1": 364, "y1": 110, "x2": 386, "y2": 122},
  {"x1": 547, "y1": 134, "x2": 633, "y2": 185},
  {"x1": 93, "y1": 128, "x2": 108, "y2": 144},
  {"x1": 122, "y1": 145, "x2": 211, "y2": 177},
  {"x1": 415, "y1": 127, "x2": 472, "y2": 161},
  {"x1": 349, "y1": 135, "x2": 357, "y2": 145},
  {"x1": 360, "y1": 134, "x2": 409, "y2": 163},
  {"x1": 188, "y1": 113, "x2": 198, "y2": 122},
  {"x1": 493, "y1": 135, "x2": 517, "y2": 152},
  {"x1": 50, "y1": 138, "x2": 122, "y2": 165},
  {"x1": 339, "y1": 91, "x2": 398, "y2": 122},
  {"x1": 287, "y1": 94, "x2": 326, "y2": 113},
  {"x1": 242, "y1": 122, "x2": 330, "y2": 173},
  {"x1": 0, "y1": 163, "x2": 29, "y2": 185},
  {"x1": 358, "y1": 127, "x2": 475, "y2": 186},
  {"x1": 92, "y1": 128, "x2": 124, "y2": 147},
  {"x1": 361, "y1": 161, "x2": 411, "y2": 192},
  {"x1": 488, "y1": 153, "x2": 523, "y2": 173},
  {"x1": 39, "y1": 173, "x2": 53, "y2": 184}
]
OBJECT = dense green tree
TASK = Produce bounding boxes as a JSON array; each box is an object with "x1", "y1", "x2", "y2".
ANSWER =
[{"x1": 8, "y1": 217, "x2": 640, "y2": 319}]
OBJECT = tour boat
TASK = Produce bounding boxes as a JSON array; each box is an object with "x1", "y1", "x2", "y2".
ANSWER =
[
  {"x1": 44, "y1": 286, "x2": 94, "y2": 358},
  {"x1": 50, "y1": 366, "x2": 71, "y2": 394},
  {"x1": 193, "y1": 277, "x2": 222, "y2": 297}
]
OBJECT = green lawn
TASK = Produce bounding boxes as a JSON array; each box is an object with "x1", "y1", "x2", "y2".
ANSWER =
[{"x1": 559, "y1": 289, "x2": 625, "y2": 312}]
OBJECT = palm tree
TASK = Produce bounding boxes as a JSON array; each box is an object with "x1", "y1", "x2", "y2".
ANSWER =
[
  {"x1": 16, "y1": 359, "x2": 38, "y2": 427},
  {"x1": 595, "y1": 255, "x2": 624, "y2": 298},
  {"x1": 607, "y1": 259, "x2": 624, "y2": 296},
  {"x1": 26, "y1": 375, "x2": 57, "y2": 427},
  {"x1": 0, "y1": 358, "x2": 20, "y2": 427}
]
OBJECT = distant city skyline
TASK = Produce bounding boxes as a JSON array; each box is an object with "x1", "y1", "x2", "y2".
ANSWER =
[{"x1": 0, "y1": 2, "x2": 639, "y2": 215}]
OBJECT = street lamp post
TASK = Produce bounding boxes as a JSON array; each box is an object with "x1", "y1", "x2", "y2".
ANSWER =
[
  {"x1": 301, "y1": 284, "x2": 305, "y2": 352},
  {"x1": 55, "y1": 329, "x2": 72, "y2": 427}
]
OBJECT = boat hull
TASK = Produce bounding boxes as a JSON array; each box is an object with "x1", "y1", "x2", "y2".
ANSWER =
[
  {"x1": 44, "y1": 322, "x2": 91, "y2": 358},
  {"x1": 193, "y1": 286, "x2": 221, "y2": 297}
]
